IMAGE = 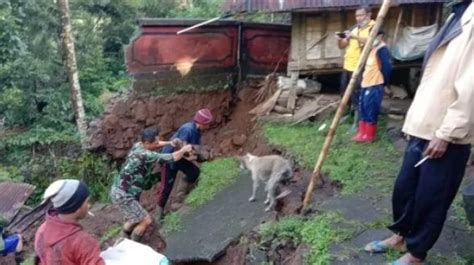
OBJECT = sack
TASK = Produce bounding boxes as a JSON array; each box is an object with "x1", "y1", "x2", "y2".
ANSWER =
[
  {"x1": 101, "y1": 238, "x2": 169, "y2": 265},
  {"x1": 392, "y1": 24, "x2": 438, "y2": 61}
]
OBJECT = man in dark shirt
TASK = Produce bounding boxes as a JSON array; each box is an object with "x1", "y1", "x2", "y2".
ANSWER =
[{"x1": 157, "y1": 109, "x2": 214, "y2": 221}]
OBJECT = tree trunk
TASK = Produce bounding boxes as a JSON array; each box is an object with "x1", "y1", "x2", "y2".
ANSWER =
[{"x1": 57, "y1": 0, "x2": 87, "y2": 148}]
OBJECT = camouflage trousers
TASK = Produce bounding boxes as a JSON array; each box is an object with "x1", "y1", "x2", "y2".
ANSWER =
[{"x1": 110, "y1": 186, "x2": 147, "y2": 224}]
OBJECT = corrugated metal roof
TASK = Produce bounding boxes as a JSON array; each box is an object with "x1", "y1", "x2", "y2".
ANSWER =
[
  {"x1": 223, "y1": 0, "x2": 445, "y2": 13},
  {"x1": 0, "y1": 182, "x2": 35, "y2": 225}
]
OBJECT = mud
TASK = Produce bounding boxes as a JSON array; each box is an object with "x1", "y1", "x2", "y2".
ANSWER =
[{"x1": 88, "y1": 88, "x2": 270, "y2": 159}]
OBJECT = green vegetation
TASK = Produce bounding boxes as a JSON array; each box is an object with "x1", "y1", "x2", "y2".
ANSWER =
[
  {"x1": 450, "y1": 194, "x2": 474, "y2": 233},
  {"x1": 185, "y1": 157, "x2": 240, "y2": 208},
  {"x1": 264, "y1": 120, "x2": 400, "y2": 194},
  {"x1": 0, "y1": 0, "x2": 229, "y2": 207},
  {"x1": 163, "y1": 212, "x2": 182, "y2": 234},
  {"x1": 260, "y1": 212, "x2": 362, "y2": 265}
]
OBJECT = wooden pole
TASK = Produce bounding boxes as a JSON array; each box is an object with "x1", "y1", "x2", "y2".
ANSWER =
[
  {"x1": 302, "y1": 0, "x2": 393, "y2": 211},
  {"x1": 391, "y1": 7, "x2": 404, "y2": 48}
]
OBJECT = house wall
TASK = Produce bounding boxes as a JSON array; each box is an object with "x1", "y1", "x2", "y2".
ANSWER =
[{"x1": 288, "y1": 3, "x2": 443, "y2": 75}]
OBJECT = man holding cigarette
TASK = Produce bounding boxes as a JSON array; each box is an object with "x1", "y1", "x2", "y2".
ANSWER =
[
  {"x1": 365, "y1": 1, "x2": 473, "y2": 264},
  {"x1": 34, "y1": 179, "x2": 105, "y2": 265}
]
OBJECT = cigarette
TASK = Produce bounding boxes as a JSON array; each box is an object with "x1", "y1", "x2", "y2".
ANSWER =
[
  {"x1": 88, "y1": 211, "x2": 95, "y2": 217},
  {"x1": 414, "y1": 156, "x2": 430, "y2": 168}
]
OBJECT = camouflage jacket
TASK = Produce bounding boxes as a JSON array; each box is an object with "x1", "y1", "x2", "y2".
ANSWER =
[{"x1": 113, "y1": 142, "x2": 173, "y2": 197}]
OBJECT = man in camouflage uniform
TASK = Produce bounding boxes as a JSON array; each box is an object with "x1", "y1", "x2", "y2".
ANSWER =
[{"x1": 110, "y1": 127, "x2": 192, "y2": 241}]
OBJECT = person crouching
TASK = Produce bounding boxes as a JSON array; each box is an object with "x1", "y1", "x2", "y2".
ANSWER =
[{"x1": 110, "y1": 127, "x2": 192, "y2": 241}]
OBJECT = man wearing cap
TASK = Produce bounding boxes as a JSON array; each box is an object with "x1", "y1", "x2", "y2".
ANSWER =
[
  {"x1": 157, "y1": 109, "x2": 214, "y2": 221},
  {"x1": 34, "y1": 179, "x2": 105, "y2": 265},
  {"x1": 111, "y1": 127, "x2": 192, "y2": 241}
]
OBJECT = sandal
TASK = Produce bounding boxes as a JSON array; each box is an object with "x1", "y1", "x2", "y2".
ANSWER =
[
  {"x1": 389, "y1": 260, "x2": 423, "y2": 265},
  {"x1": 365, "y1": 240, "x2": 390, "y2": 253}
]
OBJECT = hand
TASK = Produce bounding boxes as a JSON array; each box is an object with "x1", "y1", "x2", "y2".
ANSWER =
[
  {"x1": 184, "y1": 153, "x2": 198, "y2": 161},
  {"x1": 181, "y1": 144, "x2": 193, "y2": 153},
  {"x1": 424, "y1": 137, "x2": 449, "y2": 159},
  {"x1": 346, "y1": 30, "x2": 353, "y2": 39},
  {"x1": 171, "y1": 138, "x2": 183, "y2": 148}
]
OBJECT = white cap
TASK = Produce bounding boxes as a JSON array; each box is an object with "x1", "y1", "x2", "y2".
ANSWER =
[{"x1": 43, "y1": 179, "x2": 81, "y2": 208}]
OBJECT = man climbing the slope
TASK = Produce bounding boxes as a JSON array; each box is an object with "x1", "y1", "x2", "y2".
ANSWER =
[
  {"x1": 156, "y1": 109, "x2": 214, "y2": 222},
  {"x1": 111, "y1": 127, "x2": 192, "y2": 241}
]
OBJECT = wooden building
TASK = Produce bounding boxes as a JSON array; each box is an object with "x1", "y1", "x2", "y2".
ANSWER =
[{"x1": 223, "y1": 0, "x2": 446, "y2": 76}]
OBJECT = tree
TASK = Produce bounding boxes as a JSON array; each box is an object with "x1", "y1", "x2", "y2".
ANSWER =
[{"x1": 57, "y1": 0, "x2": 87, "y2": 148}]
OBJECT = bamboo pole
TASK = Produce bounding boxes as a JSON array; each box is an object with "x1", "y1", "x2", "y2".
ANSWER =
[
  {"x1": 391, "y1": 7, "x2": 404, "y2": 48},
  {"x1": 302, "y1": 0, "x2": 393, "y2": 211}
]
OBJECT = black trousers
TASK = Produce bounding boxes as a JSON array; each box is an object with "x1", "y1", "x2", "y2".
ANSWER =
[
  {"x1": 340, "y1": 70, "x2": 361, "y2": 111},
  {"x1": 158, "y1": 159, "x2": 200, "y2": 208},
  {"x1": 388, "y1": 137, "x2": 471, "y2": 260}
]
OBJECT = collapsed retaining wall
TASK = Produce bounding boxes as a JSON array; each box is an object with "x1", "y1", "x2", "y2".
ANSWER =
[{"x1": 87, "y1": 91, "x2": 232, "y2": 158}]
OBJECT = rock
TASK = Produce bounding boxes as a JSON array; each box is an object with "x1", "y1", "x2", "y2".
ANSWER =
[
  {"x1": 282, "y1": 244, "x2": 310, "y2": 265},
  {"x1": 112, "y1": 100, "x2": 129, "y2": 117},
  {"x1": 390, "y1": 85, "x2": 409, "y2": 100},
  {"x1": 104, "y1": 114, "x2": 120, "y2": 129},
  {"x1": 232, "y1": 134, "x2": 247, "y2": 147},
  {"x1": 219, "y1": 138, "x2": 233, "y2": 154},
  {"x1": 86, "y1": 119, "x2": 104, "y2": 151},
  {"x1": 278, "y1": 189, "x2": 303, "y2": 215},
  {"x1": 247, "y1": 244, "x2": 268, "y2": 265},
  {"x1": 214, "y1": 244, "x2": 248, "y2": 265},
  {"x1": 131, "y1": 100, "x2": 147, "y2": 122}
]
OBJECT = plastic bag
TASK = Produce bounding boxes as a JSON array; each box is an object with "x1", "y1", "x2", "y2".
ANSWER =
[{"x1": 101, "y1": 238, "x2": 169, "y2": 265}]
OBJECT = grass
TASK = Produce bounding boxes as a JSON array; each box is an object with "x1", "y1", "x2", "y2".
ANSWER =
[
  {"x1": 161, "y1": 158, "x2": 240, "y2": 234},
  {"x1": 185, "y1": 157, "x2": 241, "y2": 208},
  {"x1": 99, "y1": 225, "x2": 122, "y2": 245},
  {"x1": 450, "y1": 194, "x2": 474, "y2": 233},
  {"x1": 162, "y1": 212, "x2": 182, "y2": 233},
  {"x1": 259, "y1": 212, "x2": 363, "y2": 265},
  {"x1": 264, "y1": 120, "x2": 401, "y2": 194}
]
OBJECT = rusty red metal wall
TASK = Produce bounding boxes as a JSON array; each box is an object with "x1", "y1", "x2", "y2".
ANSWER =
[
  {"x1": 125, "y1": 19, "x2": 290, "y2": 83},
  {"x1": 126, "y1": 21, "x2": 238, "y2": 78},
  {"x1": 241, "y1": 23, "x2": 291, "y2": 74}
]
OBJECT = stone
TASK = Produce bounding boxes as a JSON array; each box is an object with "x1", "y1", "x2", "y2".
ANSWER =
[
  {"x1": 282, "y1": 244, "x2": 310, "y2": 265},
  {"x1": 85, "y1": 119, "x2": 104, "y2": 151},
  {"x1": 247, "y1": 244, "x2": 268, "y2": 265},
  {"x1": 131, "y1": 100, "x2": 147, "y2": 122},
  {"x1": 214, "y1": 244, "x2": 248, "y2": 265},
  {"x1": 232, "y1": 134, "x2": 247, "y2": 147},
  {"x1": 112, "y1": 100, "x2": 129, "y2": 117}
]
